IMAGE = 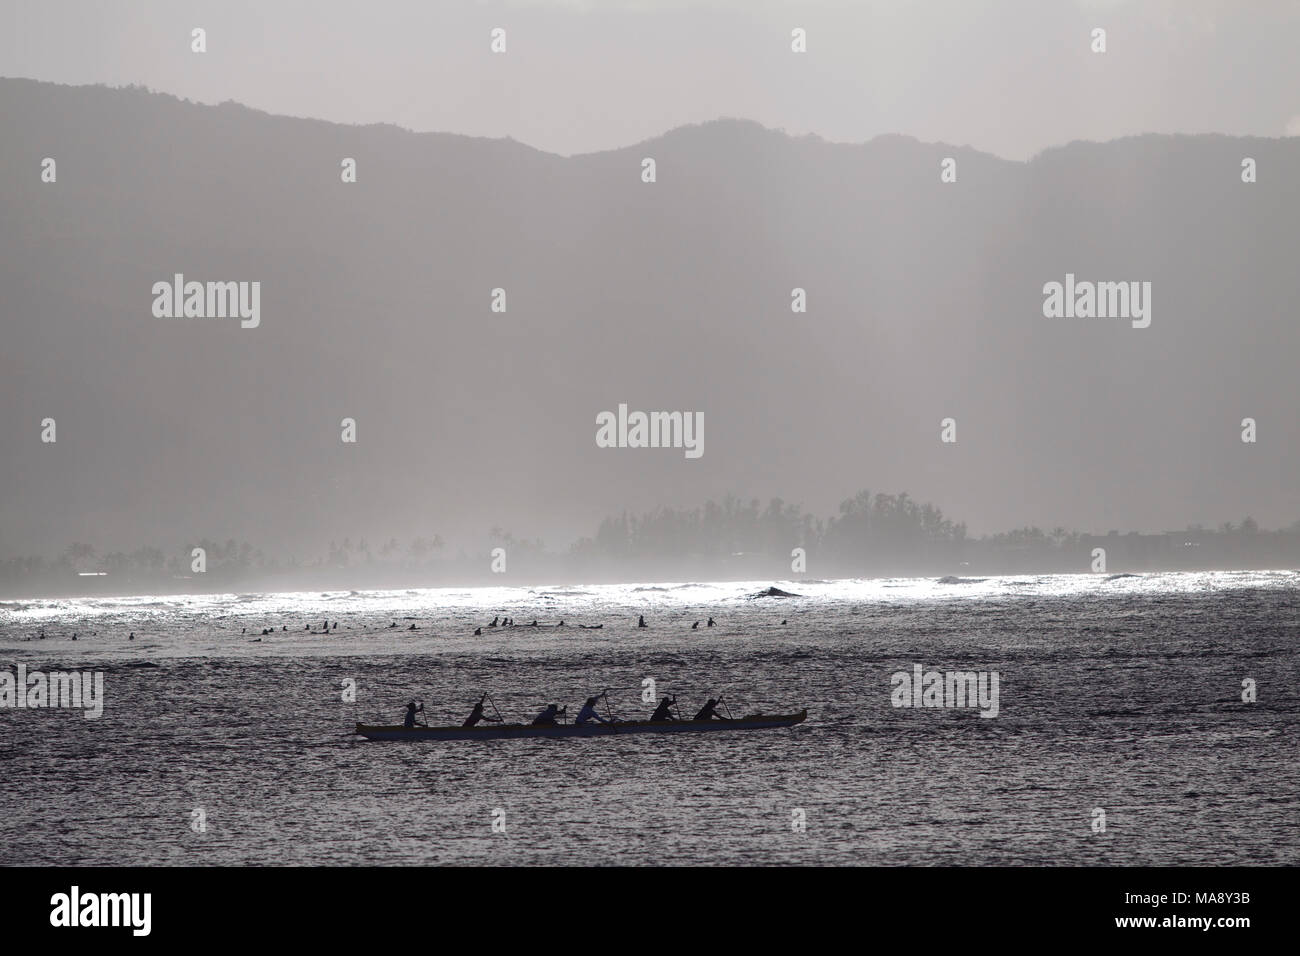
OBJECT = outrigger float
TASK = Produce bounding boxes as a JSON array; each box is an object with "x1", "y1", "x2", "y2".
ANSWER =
[{"x1": 354, "y1": 710, "x2": 807, "y2": 741}]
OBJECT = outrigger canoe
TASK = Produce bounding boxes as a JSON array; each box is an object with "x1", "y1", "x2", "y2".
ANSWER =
[{"x1": 354, "y1": 710, "x2": 807, "y2": 741}]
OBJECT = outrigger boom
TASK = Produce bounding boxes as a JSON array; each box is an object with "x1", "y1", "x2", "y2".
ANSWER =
[{"x1": 354, "y1": 710, "x2": 807, "y2": 741}]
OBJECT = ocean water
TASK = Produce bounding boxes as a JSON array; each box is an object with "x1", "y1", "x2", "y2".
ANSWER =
[{"x1": 1, "y1": 572, "x2": 1297, "y2": 866}]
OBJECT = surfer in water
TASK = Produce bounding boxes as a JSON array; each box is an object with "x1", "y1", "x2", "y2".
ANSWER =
[
  {"x1": 707, "y1": 617, "x2": 716, "y2": 628},
  {"x1": 649, "y1": 695, "x2": 677, "y2": 722},
  {"x1": 638, "y1": 615, "x2": 647, "y2": 628},
  {"x1": 463, "y1": 695, "x2": 502, "y2": 728}
]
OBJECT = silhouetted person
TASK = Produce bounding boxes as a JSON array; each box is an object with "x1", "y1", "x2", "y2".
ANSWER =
[
  {"x1": 694, "y1": 698, "x2": 726, "y2": 721},
  {"x1": 707, "y1": 617, "x2": 716, "y2": 627},
  {"x1": 282, "y1": 626, "x2": 287, "y2": 632},
  {"x1": 575, "y1": 695, "x2": 610, "y2": 725},
  {"x1": 531, "y1": 704, "x2": 565, "y2": 726},
  {"x1": 781, "y1": 619, "x2": 787, "y2": 625},
  {"x1": 333, "y1": 622, "x2": 338, "y2": 629},
  {"x1": 473, "y1": 627, "x2": 482, "y2": 636},
  {"x1": 128, "y1": 632, "x2": 134, "y2": 641},
  {"x1": 558, "y1": 620, "x2": 565, "y2": 627},
  {"x1": 403, "y1": 701, "x2": 424, "y2": 729},
  {"x1": 490, "y1": 617, "x2": 499, "y2": 627},
  {"x1": 638, "y1": 615, "x2": 647, "y2": 628},
  {"x1": 692, "y1": 621, "x2": 699, "y2": 629},
  {"x1": 71, "y1": 634, "x2": 77, "y2": 641},
  {"x1": 530, "y1": 620, "x2": 538, "y2": 627},
  {"x1": 390, "y1": 622, "x2": 397, "y2": 628},
  {"x1": 463, "y1": 695, "x2": 502, "y2": 728},
  {"x1": 409, "y1": 624, "x2": 417, "y2": 630},
  {"x1": 650, "y1": 695, "x2": 677, "y2": 721}
]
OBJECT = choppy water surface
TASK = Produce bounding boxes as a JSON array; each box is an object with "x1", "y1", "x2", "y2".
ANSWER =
[{"x1": 1, "y1": 572, "x2": 1297, "y2": 865}]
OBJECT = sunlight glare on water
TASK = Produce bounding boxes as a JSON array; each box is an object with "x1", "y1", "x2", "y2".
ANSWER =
[{"x1": 1, "y1": 571, "x2": 1297, "y2": 865}]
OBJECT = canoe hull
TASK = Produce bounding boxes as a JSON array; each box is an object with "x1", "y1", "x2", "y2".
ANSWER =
[{"x1": 354, "y1": 710, "x2": 807, "y2": 741}]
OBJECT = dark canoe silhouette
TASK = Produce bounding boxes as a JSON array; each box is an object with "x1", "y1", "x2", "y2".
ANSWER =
[{"x1": 354, "y1": 710, "x2": 807, "y2": 741}]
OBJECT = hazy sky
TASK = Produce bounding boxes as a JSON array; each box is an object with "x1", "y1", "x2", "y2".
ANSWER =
[{"x1": 2, "y1": 0, "x2": 1298, "y2": 159}]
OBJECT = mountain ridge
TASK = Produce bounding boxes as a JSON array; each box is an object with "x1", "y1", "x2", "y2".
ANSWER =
[{"x1": 1, "y1": 77, "x2": 1296, "y2": 561}]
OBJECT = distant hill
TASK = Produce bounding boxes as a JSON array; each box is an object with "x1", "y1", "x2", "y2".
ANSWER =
[{"x1": 1, "y1": 78, "x2": 1297, "y2": 561}]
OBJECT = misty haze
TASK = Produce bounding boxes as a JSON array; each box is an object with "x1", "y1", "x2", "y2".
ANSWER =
[{"x1": 2, "y1": 77, "x2": 1298, "y2": 592}]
